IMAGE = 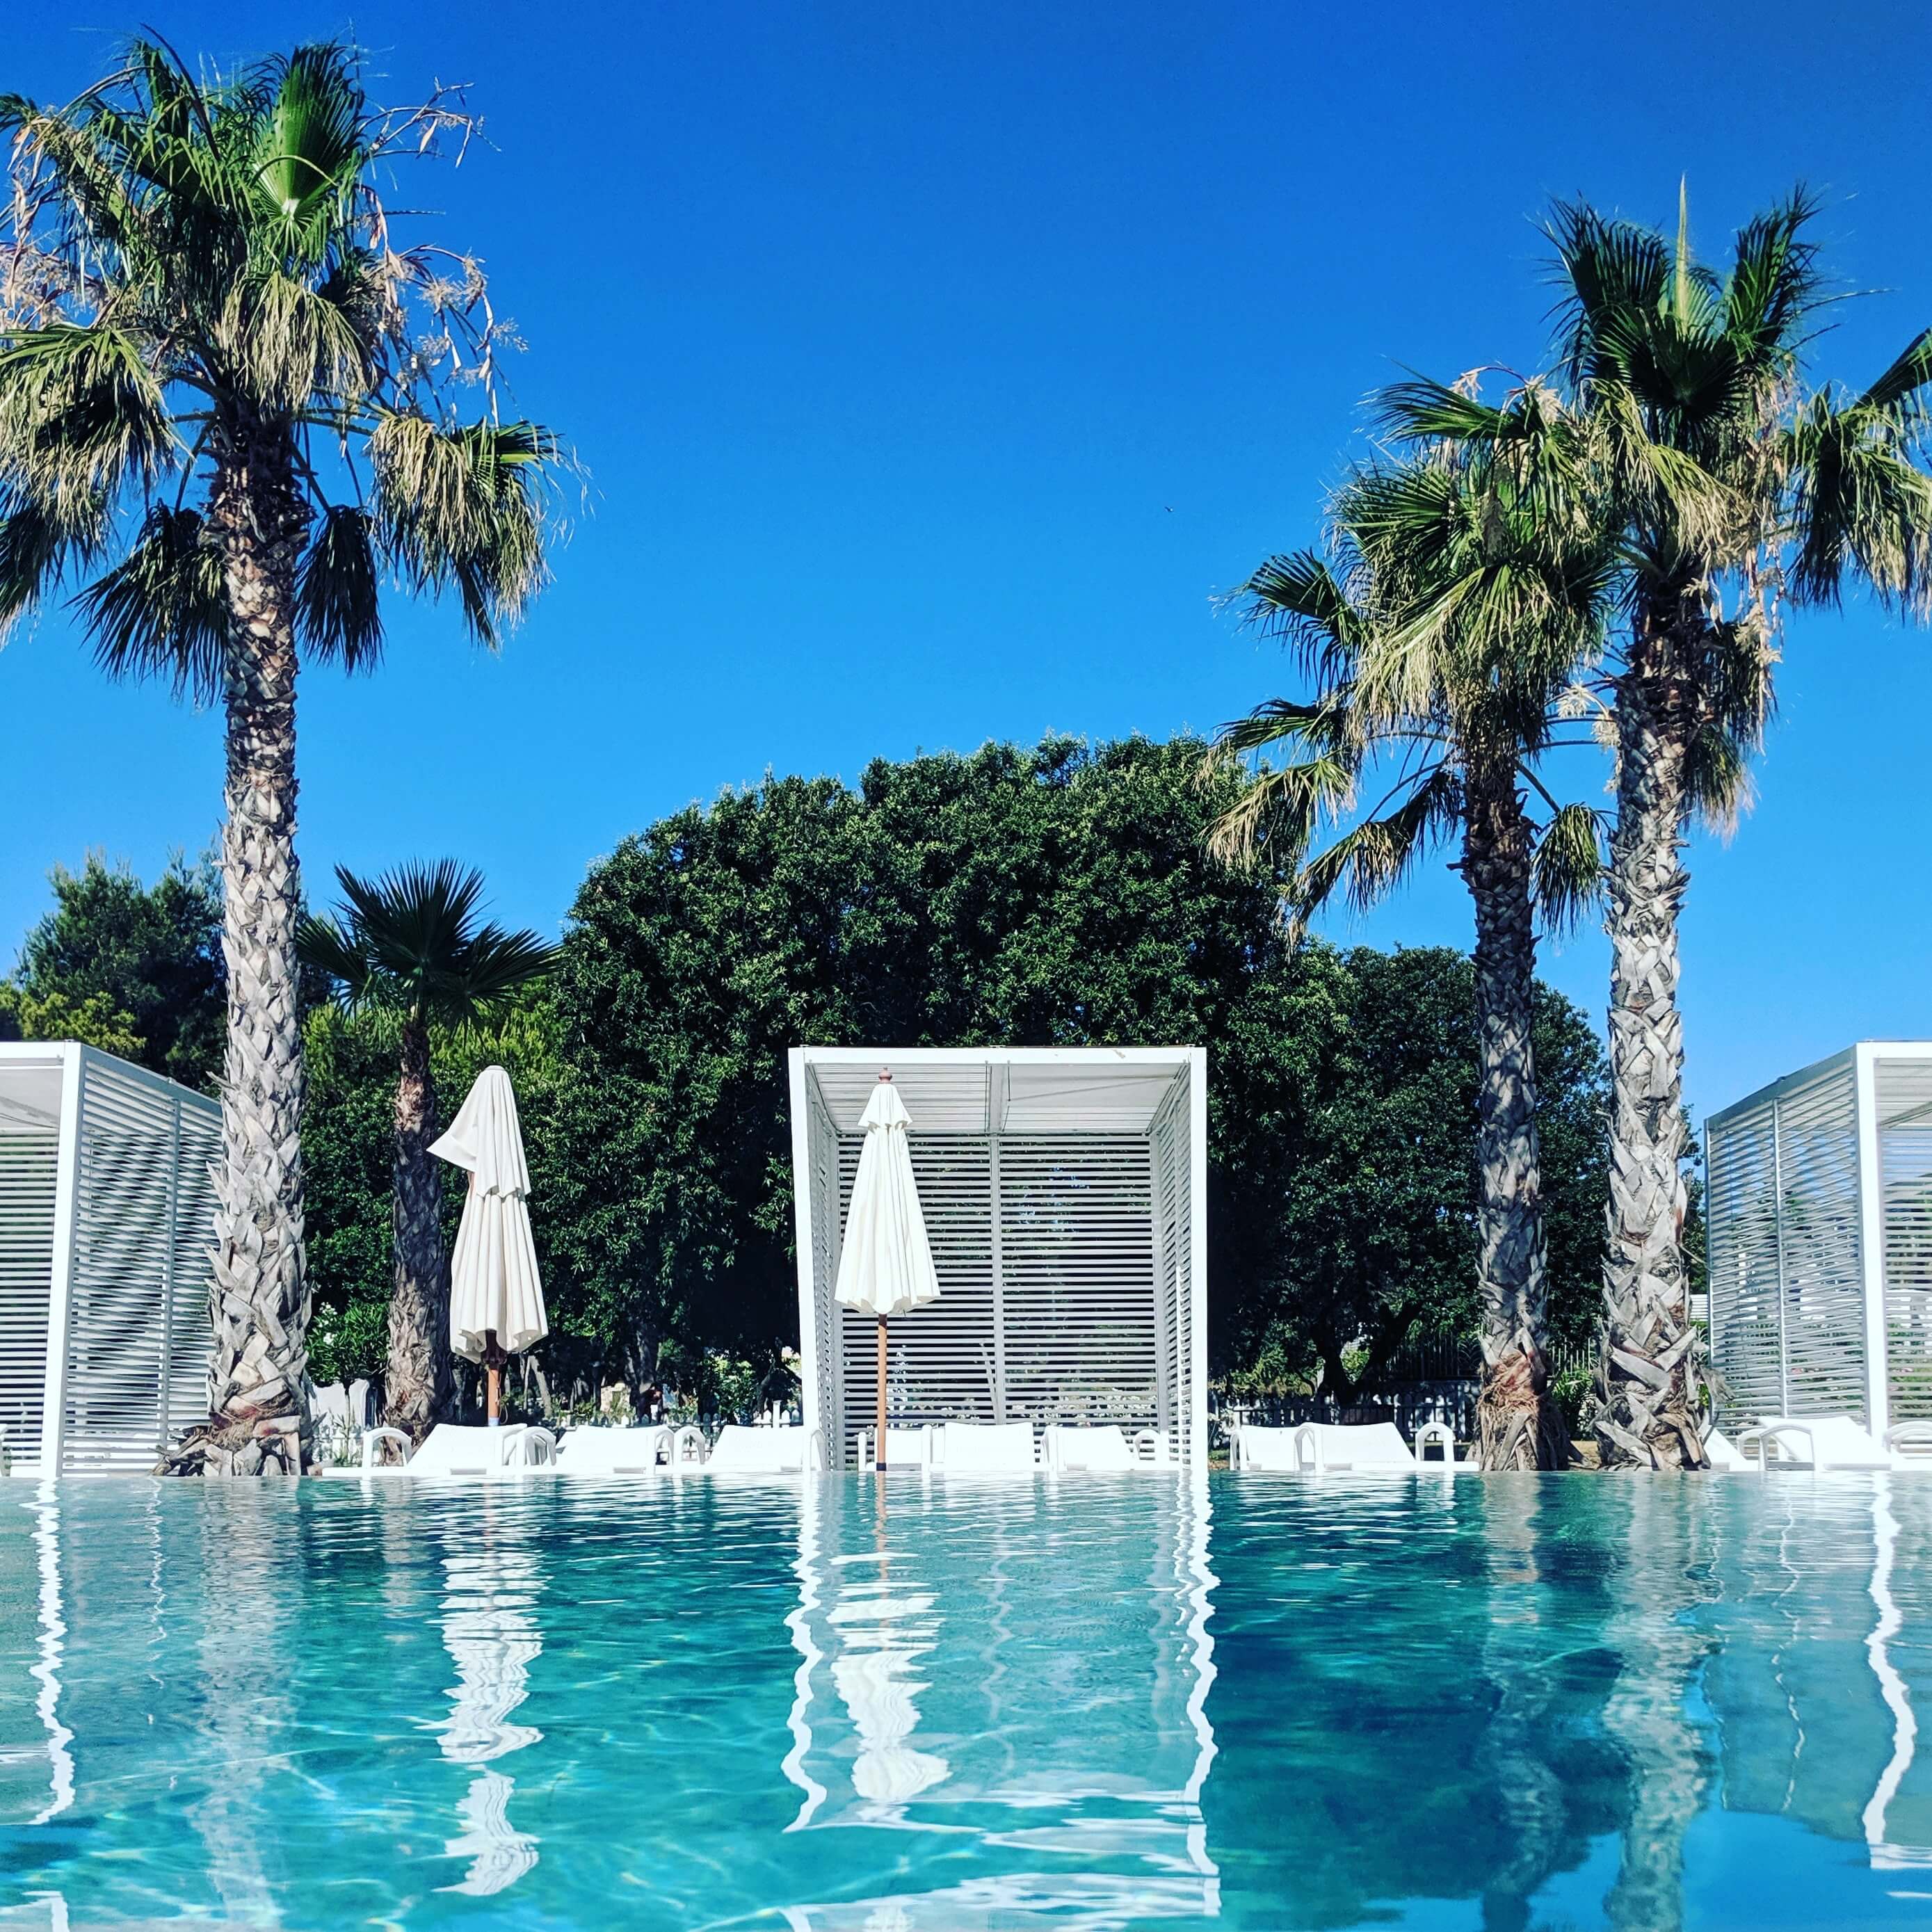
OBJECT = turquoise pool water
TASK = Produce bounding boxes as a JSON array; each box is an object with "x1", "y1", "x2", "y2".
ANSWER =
[{"x1": 1, "y1": 1472, "x2": 1929, "y2": 1929}]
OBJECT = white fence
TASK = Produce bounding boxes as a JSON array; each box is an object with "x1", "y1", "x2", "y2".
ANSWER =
[
  {"x1": 1707, "y1": 1042, "x2": 1932, "y2": 1435},
  {"x1": 789, "y1": 1047, "x2": 1208, "y2": 1467},
  {"x1": 0, "y1": 1043, "x2": 218, "y2": 1475}
]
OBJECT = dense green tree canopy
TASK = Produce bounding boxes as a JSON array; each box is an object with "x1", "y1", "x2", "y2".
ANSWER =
[
  {"x1": 3, "y1": 851, "x2": 224, "y2": 1088},
  {"x1": 538, "y1": 734, "x2": 1609, "y2": 1396}
]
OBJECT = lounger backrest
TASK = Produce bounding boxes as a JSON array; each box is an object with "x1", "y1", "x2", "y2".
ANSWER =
[
  {"x1": 1050, "y1": 1425, "x2": 1136, "y2": 1471},
  {"x1": 1324, "y1": 1422, "x2": 1415, "y2": 1467},
  {"x1": 405, "y1": 1425, "x2": 509, "y2": 1476},
  {"x1": 557, "y1": 1426, "x2": 669, "y2": 1474},
  {"x1": 936, "y1": 1421, "x2": 1036, "y2": 1470},
  {"x1": 707, "y1": 1424, "x2": 819, "y2": 1472},
  {"x1": 1232, "y1": 1424, "x2": 1300, "y2": 1470}
]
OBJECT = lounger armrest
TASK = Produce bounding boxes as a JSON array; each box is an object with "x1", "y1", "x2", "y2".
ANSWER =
[
  {"x1": 500, "y1": 1424, "x2": 557, "y2": 1467},
  {"x1": 668, "y1": 1424, "x2": 708, "y2": 1467},
  {"x1": 1885, "y1": 1422, "x2": 1932, "y2": 1454},
  {"x1": 362, "y1": 1425, "x2": 411, "y2": 1470},
  {"x1": 1737, "y1": 1422, "x2": 1816, "y2": 1471}
]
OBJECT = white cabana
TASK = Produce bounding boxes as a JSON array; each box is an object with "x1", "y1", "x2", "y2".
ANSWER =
[
  {"x1": 0, "y1": 1043, "x2": 218, "y2": 1476},
  {"x1": 789, "y1": 1047, "x2": 1207, "y2": 1468},
  {"x1": 1707, "y1": 1041, "x2": 1932, "y2": 1440}
]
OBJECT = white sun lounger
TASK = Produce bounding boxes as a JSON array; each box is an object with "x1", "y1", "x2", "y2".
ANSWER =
[
  {"x1": 701, "y1": 1424, "x2": 826, "y2": 1473},
  {"x1": 1733, "y1": 1415, "x2": 1893, "y2": 1472},
  {"x1": 932, "y1": 1421, "x2": 1037, "y2": 1471},
  {"x1": 1232, "y1": 1419, "x2": 1467, "y2": 1473},
  {"x1": 856, "y1": 1424, "x2": 936, "y2": 1467},
  {"x1": 1043, "y1": 1424, "x2": 1170, "y2": 1471},
  {"x1": 553, "y1": 1426, "x2": 673, "y2": 1476},
  {"x1": 360, "y1": 1422, "x2": 556, "y2": 1476}
]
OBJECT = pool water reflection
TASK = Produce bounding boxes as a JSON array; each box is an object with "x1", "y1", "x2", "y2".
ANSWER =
[{"x1": 1, "y1": 1472, "x2": 1929, "y2": 1928}]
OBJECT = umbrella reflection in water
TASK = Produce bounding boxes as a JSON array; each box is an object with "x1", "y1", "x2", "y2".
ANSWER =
[{"x1": 433, "y1": 1508, "x2": 544, "y2": 1896}]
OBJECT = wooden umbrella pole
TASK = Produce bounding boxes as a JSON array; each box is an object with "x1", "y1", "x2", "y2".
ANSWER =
[
  {"x1": 876, "y1": 1314, "x2": 889, "y2": 1472},
  {"x1": 485, "y1": 1328, "x2": 507, "y2": 1424}
]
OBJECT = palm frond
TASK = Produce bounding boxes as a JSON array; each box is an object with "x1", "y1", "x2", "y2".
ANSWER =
[
  {"x1": 1722, "y1": 187, "x2": 1826, "y2": 368},
  {"x1": 1235, "y1": 549, "x2": 1364, "y2": 684},
  {"x1": 0, "y1": 488, "x2": 100, "y2": 641},
  {"x1": 71, "y1": 506, "x2": 225, "y2": 700},
  {"x1": 371, "y1": 414, "x2": 558, "y2": 645},
  {"x1": 1531, "y1": 800, "x2": 1607, "y2": 933},
  {"x1": 0, "y1": 326, "x2": 178, "y2": 520},
  {"x1": 1856, "y1": 328, "x2": 1932, "y2": 417},
  {"x1": 1374, "y1": 376, "x2": 1513, "y2": 447},
  {"x1": 1202, "y1": 702, "x2": 1361, "y2": 874},
  {"x1": 294, "y1": 910, "x2": 377, "y2": 1005},
  {"x1": 1289, "y1": 763, "x2": 1460, "y2": 929},
  {"x1": 296, "y1": 503, "x2": 383, "y2": 665},
  {"x1": 248, "y1": 43, "x2": 368, "y2": 263},
  {"x1": 309, "y1": 858, "x2": 553, "y2": 1028},
  {"x1": 1786, "y1": 394, "x2": 1932, "y2": 611}
]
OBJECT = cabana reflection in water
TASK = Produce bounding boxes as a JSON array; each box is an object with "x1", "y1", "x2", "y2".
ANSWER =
[
  {"x1": 780, "y1": 1475, "x2": 1218, "y2": 1928},
  {"x1": 8, "y1": 1479, "x2": 1932, "y2": 1927}
]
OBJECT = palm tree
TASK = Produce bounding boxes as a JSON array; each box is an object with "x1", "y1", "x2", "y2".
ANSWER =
[
  {"x1": 1545, "y1": 187, "x2": 1932, "y2": 1466},
  {"x1": 1208, "y1": 403, "x2": 1611, "y2": 1468},
  {"x1": 299, "y1": 862, "x2": 554, "y2": 1442},
  {"x1": 0, "y1": 43, "x2": 564, "y2": 1472}
]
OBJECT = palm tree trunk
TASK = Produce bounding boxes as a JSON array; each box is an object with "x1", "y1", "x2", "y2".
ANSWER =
[
  {"x1": 1464, "y1": 763, "x2": 1568, "y2": 1471},
  {"x1": 386, "y1": 1014, "x2": 453, "y2": 1442},
  {"x1": 1596, "y1": 611, "x2": 1708, "y2": 1470},
  {"x1": 171, "y1": 418, "x2": 313, "y2": 1477}
]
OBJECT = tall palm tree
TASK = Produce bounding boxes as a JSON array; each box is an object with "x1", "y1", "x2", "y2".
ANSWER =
[
  {"x1": 1544, "y1": 187, "x2": 1932, "y2": 1466},
  {"x1": 1209, "y1": 403, "x2": 1611, "y2": 1468},
  {"x1": 299, "y1": 862, "x2": 554, "y2": 1442},
  {"x1": 0, "y1": 43, "x2": 564, "y2": 1472}
]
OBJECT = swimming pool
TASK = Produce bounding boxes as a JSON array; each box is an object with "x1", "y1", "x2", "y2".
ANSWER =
[{"x1": 1, "y1": 1471, "x2": 1926, "y2": 1929}]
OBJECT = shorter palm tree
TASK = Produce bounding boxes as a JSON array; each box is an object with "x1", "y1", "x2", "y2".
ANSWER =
[
  {"x1": 299, "y1": 862, "x2": 554, "y2": 1440},
  {"x1": 1209, "y1": 407, "x2": 1611, "y2": 1468}
]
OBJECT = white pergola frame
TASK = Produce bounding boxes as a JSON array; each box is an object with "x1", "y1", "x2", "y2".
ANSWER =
[
  {"x1": 0, "y1": 1042, "x2": 219, "y2": 1476},
  {"x1": 1706, "y1": 1040, "x2": 1932, "y2": 1438},
  {"x1": 789, "y1": 1046, "x2": 1208, "y2": 1467}
]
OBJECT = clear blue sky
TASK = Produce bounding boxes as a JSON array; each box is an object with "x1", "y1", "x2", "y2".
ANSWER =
[{"x1": 5, "y1": 1, "x2": 1931, "y2": 1121}]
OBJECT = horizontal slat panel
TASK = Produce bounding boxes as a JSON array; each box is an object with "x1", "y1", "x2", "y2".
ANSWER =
[
  {"x1": 1777, "y1": 1063, "x2": 1865, "y2": 1422},
  {"x1": 1879, "y1": 1058, "x2": 1932, "y2": 1422},
  {"x1": 1708, "y1": 1092, "x2": 1785, "y2": 1425},
  {"x1": 0, "y1": 1131, "x2": 56, "y2": 1454}
]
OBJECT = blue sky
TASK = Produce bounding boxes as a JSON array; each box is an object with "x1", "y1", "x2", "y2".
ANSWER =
[{"x1": 5, "y1": 0, "x2": 1931, "y2": 1120}]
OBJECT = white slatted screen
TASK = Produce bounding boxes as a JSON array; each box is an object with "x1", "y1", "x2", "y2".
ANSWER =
[
  {"x1": 1150, "y1": 1073, "x2": 1190, "y2": 1442},
  {"x1": 1775, "y1": 1061, "x2": 1866, "y2": 1421},
  {"x1": 1707, "y1": 1087, "x2": 1785, "y2": 1422},
  {"x1": 0, "y1": 1132, "x2": 56, "y2": 1457},
  {"x1": 796, "y1": 1049, "x2": 1203, "y2": 1468},
  {"x1": 0, "y1": 1047, "x2": 218, "y2": 1475},
  {"x1": 1878, "y1": 1056, "x2": 1932, "y2": 1424},
  {"x1": 1709, "y1": 1054, "x2": 1865, "y2": 1428}
]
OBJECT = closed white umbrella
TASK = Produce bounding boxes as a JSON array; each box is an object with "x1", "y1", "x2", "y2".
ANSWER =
[
  {"x1": 431, "y1": 1066, "x2": 547, "y2": 1423},
  {"x1": 834, "y1": 1073, "x2": 938, "y2": 1470}
]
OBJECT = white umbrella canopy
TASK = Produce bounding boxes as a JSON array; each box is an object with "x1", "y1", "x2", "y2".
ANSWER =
[
  {"x1": 431, "y1": 1066, "x2": 547, "y2": 1419},
  {"x1": 834, "y1": 1074, "x2": 938, "y2": 1470}
]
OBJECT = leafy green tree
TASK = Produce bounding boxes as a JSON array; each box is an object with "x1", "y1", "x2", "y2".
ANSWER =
[
  {"x1": 1216, "y1": 945, "x2": 1607, "y2": 1405},
  {"x1": 299, "y1": 863, "x2": 553, "y2": 1442},
  {"x1": 0, "y1": 981, "x2": 145, "y2": 1059},
  {"x1": 1208, "y1": 420, "x2": 1611, "y2": 1466},
  {"x1": 8, "y1": 852, "x2": 223, "y2": 1086},
  {"x1": 1, "y1": 42, "x2": 565, "y2": 1474},
  {"x1": 538, "y1": 735, "x2": 1611, "y2": 1403}
]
